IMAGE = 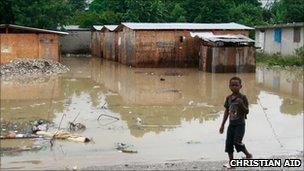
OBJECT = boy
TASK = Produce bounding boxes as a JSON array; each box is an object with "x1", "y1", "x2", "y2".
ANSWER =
[{"x1": 219, "y1": 76, "x2": 252, "y2": 168}]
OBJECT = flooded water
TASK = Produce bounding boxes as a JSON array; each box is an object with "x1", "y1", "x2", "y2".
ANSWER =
[{"x1": 1, "y1": 57, "x2": 303, "y2": 170}]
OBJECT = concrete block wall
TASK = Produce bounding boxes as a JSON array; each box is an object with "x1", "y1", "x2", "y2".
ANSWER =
[{"x1": 255, "y1": 27, "x2": 304, "y2": 56}]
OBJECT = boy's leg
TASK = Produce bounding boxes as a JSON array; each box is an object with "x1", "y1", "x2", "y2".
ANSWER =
[
  {"x1": 228, "y1": 152, "x2": 234, "y2": 161},
  {"x1": 242, "y1": 147, "x2": 252, "y2": 158},
  {"x1": 225, "y1": 125, "x2": 235, "y2": 154},
  {"x1": 234, "y1": 124, "x2": 252, "y2": 158},
  {"x1": 224, "y1": 125, "x2": 235, "y2": 168}
]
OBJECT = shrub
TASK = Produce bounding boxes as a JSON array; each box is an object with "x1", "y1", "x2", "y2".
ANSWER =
[
  {"x1": 255, "y1": 52, "x2": 304, "y2": 67},
  {"x1": 295, "y1": 46, "x2": 304, "y2": 57}
]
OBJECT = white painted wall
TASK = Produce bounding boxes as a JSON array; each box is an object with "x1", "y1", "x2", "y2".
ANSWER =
[
  {"x1": 255, "y1": 27, "x2": 304, "y2": 56},
  {"x1": 281, "y1": 27, "x2": 304, "y2": 55}
]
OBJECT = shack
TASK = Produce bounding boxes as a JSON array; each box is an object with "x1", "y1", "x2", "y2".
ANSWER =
[
  {"x1": 255, "y1": 22, "x2": 304, "y2": 56},
  {"x1": 91, "y1": 25, "x2": 103, "y2": 58},
  {"x1": 60, "y1": 25, "x2": 91, "y2": 54},
  {"x1": 114, "y1": 22, "x2": 253, "y2": 67},
  {"x1": 102, "y1": 25, "x2": 118, "y2": 61},
  {"x1": 192, "y1": 32, "x2": 255, "y2": 73},
  {"x1": 0, "y1": 24, "x2": 68, "y2": 64}
]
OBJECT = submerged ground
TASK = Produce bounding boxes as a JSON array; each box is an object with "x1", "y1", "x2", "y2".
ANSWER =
[{"x1": 0, "y1": 57, "x2": 303, "y2": 170}]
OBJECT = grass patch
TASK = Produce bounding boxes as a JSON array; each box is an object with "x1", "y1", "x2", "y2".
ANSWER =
[{"x1": 255, "y1": 53, "x2": 304, "y2": 67}]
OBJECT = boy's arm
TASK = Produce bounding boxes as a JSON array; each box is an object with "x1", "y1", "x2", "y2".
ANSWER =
[
  {"x1": 219, "y1": 108, "x2": 229, "y2": 134},
  {"x1": 236, "y1": 96, "x2": 249, "y2": 115}
]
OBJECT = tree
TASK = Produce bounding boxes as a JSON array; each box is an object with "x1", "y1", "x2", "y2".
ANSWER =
[
  {"x1": 232, "y1": 0, "x2": 261, "y2": 6},
  {"x1": 89, "y1": 0, "x2": 127, "y2": 13},
  {"x1": 268, "y1": 0, "x2": 285, "y2": 23},
  {"x1": 0, "y1": 0, "x2": 80, "y2": 29},
  {"x1": 74, "y1": 12, "x2": 102, "y2": 28},
  {"x1": 229, "y1": 3, "x2": 265, "y2": 27},
  {"x1": 0, "y1": 0, "x2": 15, "y2": 24},
  {"x1": 169, "y1": 4, "x2": 187, "y2": 22},
  {"x1": 269, "y1": 0, "x2": 304, "y2": 23},
  {"x1": 182, "y1": 0, "x2": 203, "y2": 22},
  {"x1": 193, "y1": 0, "x2": 232, "y2": 23},
  {"x1": 281, "y1": 0, "x2": 304, "y2": 22},
  {"x1": 123, "y1": 0, "x2": 165, "y2": 22},
  {"x1": 69, "y1": 0, "x2": 87, "y2": 12},
  {"x1": 149, "y1": 0, "x2": 166, "y2": 22},
  {"x1": 5, "y1": 0, "x2": 301, "y2": 30}
]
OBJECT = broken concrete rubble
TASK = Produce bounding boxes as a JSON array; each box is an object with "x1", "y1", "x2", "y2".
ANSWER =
[{"x1": 0, "y1": 58, "x2": 69, "y2": 77}]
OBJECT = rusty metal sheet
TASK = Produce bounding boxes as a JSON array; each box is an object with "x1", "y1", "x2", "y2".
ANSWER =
[
  {"x1": 38, "y1": 34, "x2": 59, "y2": 61},
  {"x1": 132, "y1": 30, "x2": 201, "y2": 67},
  {"x1": 199, "y1": 46, "x2": 255, "y2": 73},
  {"x1": 91, "y1": 31, "x2": 102, "y2": 57},
  {"x1": 117, "y1": 31, "x2": 125, "y2": 64},
  {"x1": 114, "y1": 32, "x2": 118, "y2": 61},
  {"x1": 213, "y1": 30, "x2": 249, "y2": 37},
  {"x1": 103, "y1": 31, "x2": 116, "y2": 61},
  {"x1": 117, "y1": 27, "x2": 135, "y2": 65},
  {"x1": 109, "y1": 26, "x2": 250, "y2": 68}
]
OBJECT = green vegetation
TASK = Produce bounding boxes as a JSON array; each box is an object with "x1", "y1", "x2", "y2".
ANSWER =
[
  {"x1": 255, "y1": 49, "x2": 304, "y2": 67},
  {"x1": 0, "y1": 0, "x2": 303, "y2": 30},
  {"x1": 0, "y1": 0, "x2": 87, "y2": 29},
  {"x1": 295, "y1": 46, "x2": 304, "y2": 58}
]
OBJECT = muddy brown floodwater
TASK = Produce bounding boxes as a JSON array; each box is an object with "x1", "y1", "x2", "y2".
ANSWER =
[{"x1": 1, "y1": 57, "x2": 303, "y2": 170}]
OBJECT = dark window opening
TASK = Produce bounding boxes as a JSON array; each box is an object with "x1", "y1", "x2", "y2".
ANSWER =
[
  {"x1": 179, "y1": 36, "x2": 184, "y2": 43},
  {"x1": 294, "y1": 27, "x2": 301, "y2": 43}
]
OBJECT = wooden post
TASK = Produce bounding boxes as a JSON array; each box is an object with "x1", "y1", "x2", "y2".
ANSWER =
[
  {"x1": 58, "y1": 35, "x2": 61, "y2": 62},
  {"x1": 5, "y1": 25, "x2": 8, "y2": 34}
]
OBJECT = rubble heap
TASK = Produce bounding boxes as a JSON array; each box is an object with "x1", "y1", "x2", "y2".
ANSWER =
[{"x1": 0, "y1": 58, "x2": 69, "y2": 77}]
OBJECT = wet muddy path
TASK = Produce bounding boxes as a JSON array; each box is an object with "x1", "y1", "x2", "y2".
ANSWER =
[{"x1": 1, "y1": 57, "x2": 303, "y2": 170}]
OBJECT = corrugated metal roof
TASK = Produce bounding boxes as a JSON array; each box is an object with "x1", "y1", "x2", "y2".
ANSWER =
[
  {"x1": 255, "y1": 22, "x2": 304, "y2": 29},
  {"x1": 103, "y1": 25, "x2": 118, "y2": 31},
  {"x1": 191, "y1": 32, "x2": 254, "y2": 45},
  {"x1": 61, "y1": 25, "x2": 90, "y2": 31},
  {"x1": 118, "y1": 22, "x2": 253, "y2": 30},
  {"x1": 92, "y1": 25, "x2": 104, "y2": 31},
  {"x1": 0, "y1": 24, "x2": 68, "y2": 35},
  {"x1": 190, "y1": 32, "x2": 214, "y2": 38}
]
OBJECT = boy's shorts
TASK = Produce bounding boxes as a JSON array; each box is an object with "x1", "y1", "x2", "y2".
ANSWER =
[{"x1": 225, "y1": 123, "x2": 246, "y2": 153}]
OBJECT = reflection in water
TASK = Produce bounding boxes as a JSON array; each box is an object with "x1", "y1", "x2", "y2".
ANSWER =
[
  {"x1": 0, "y1": 76, "x2": 63, "y2": 122},
  {"x1": 0, "y1": 57, "x2": 303, "y2": 169},
  {"x1": 256, "y1": 66, "x2": 303, "y2": 115},
  {"x1": 91, "y1": 58, "x2": 260, "y2": 106},
  {"x1": 90, "y1": 58, "x2": 262, "y2": 137}
]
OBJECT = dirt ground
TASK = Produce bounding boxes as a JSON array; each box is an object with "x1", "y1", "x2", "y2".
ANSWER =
[{"x1": 84, "y1": 154, "x2": 303, "y2": 170}]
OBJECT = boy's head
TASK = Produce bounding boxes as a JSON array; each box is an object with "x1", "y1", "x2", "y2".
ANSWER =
[{"x1": 229, "y1": 77, "x2": 242, "y2": 93}]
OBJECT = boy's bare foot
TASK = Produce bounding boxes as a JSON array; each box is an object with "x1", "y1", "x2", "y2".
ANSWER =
[
  {"x1": 246, "y1": 153, "x2": 253, "y2": 159},
  {"x1": 242, "y1": 153, "x2": 253, "y2": 159},
  {"x1": 223, "y1": 163, "x2": 235, "y2": 169}
]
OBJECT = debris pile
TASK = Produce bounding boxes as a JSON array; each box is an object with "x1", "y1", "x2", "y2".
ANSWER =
[
  {"x1": 0, "y1": 120, "x2": 51, "y2": 139},
  {"x1": 36, "y1": 130, "x2": 90, "y2": 143},
  {"x1": 1, "y1": 119, "x2": 90, "y2": 143},
  {"x1": 115, "y1": 142, "x2": 138, "y2": 153},
  {"x1": 0, "y1": 58, "x2": 69, "y2": 77}
]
